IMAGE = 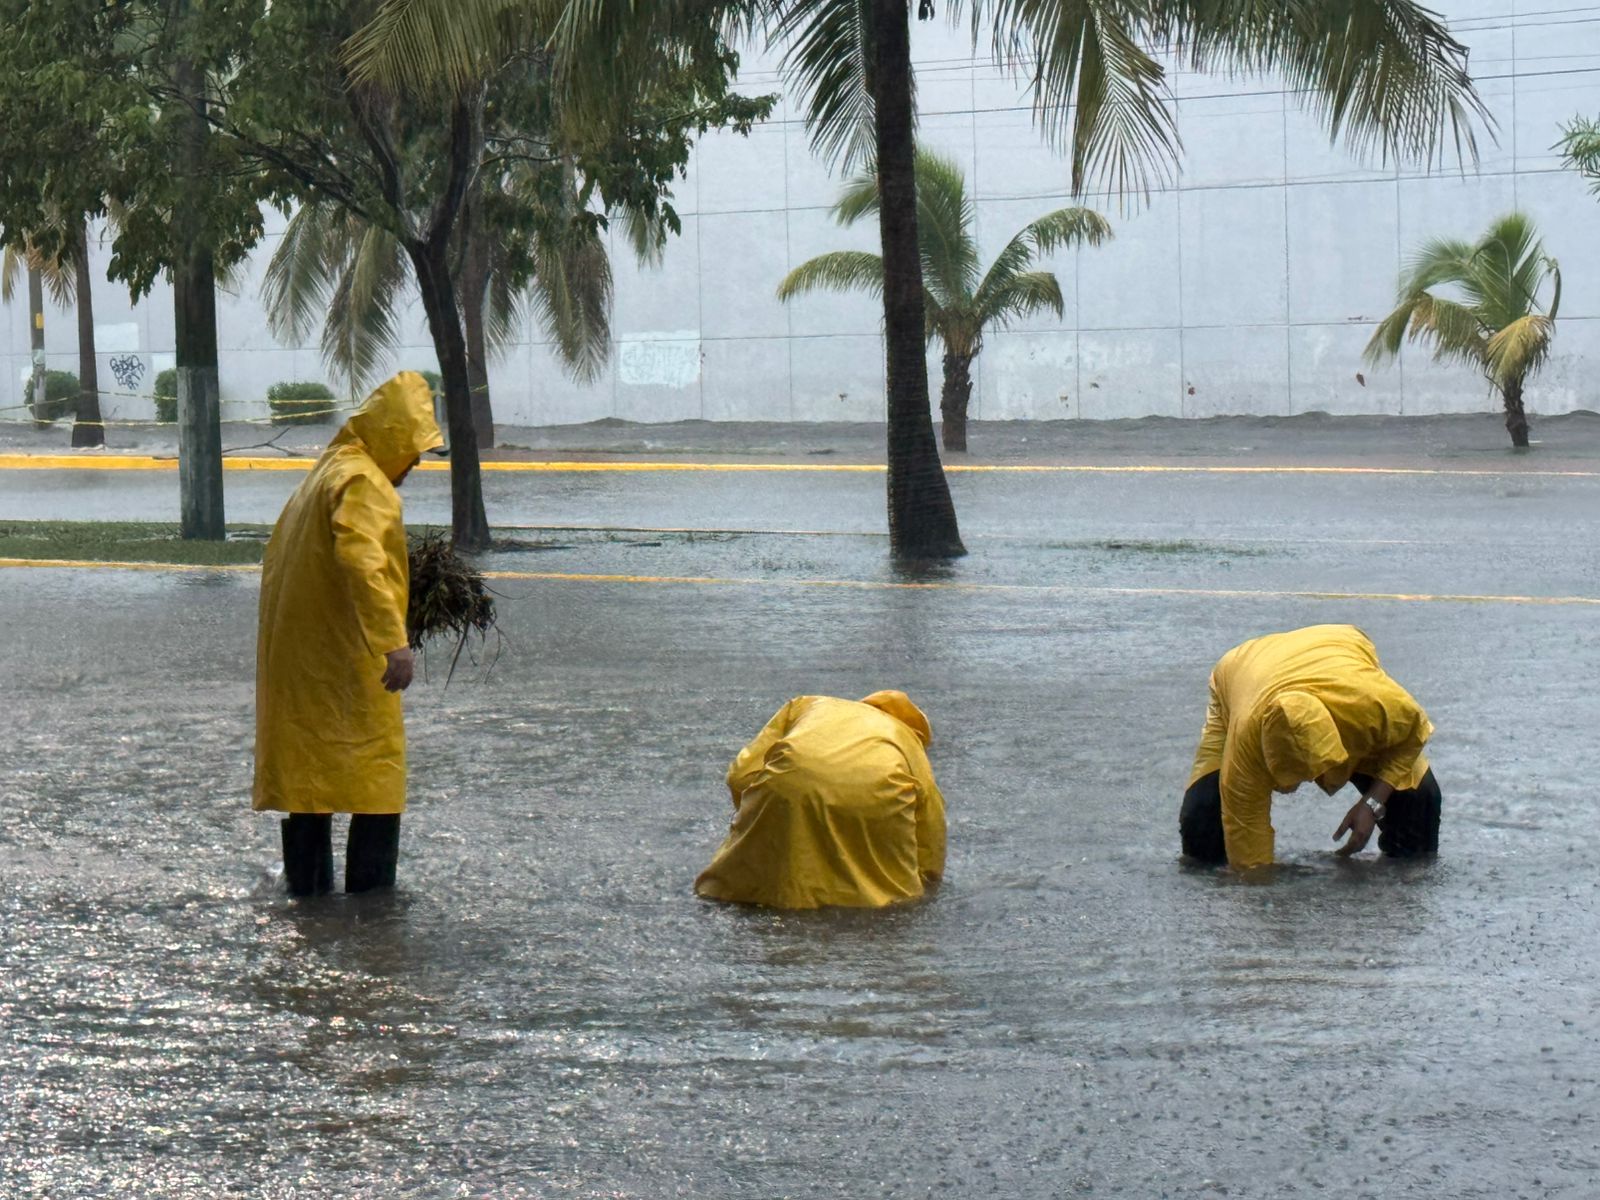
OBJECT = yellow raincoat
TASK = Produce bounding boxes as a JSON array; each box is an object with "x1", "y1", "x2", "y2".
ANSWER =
[
  {"x1": 694, "y1": 692, "x2": 947, "y2": 909},
  {"x1": 253, "y1": 373, "x2": 443, "y2": 815},
  {"x1": 1188, "y1": 624, "x2": 1434, "y2": 869}
]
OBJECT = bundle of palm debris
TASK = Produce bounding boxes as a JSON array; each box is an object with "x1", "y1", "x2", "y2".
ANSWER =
[{"x1": 407, "y1": 530, "x2": 499, "y2": 683}]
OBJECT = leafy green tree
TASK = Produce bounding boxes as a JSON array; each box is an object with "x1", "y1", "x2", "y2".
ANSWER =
[
  {"x1": 346, "y1": 0, "x2": 1489, "y2": 558},
  {"x1": 779, "y1": 150, "x2": 1108, "y2": 452},
  {"x1": 1365, "y1": 213, "x2": 1560, "y2": 449},
  {"x1": 0, "y1": 0, "x2": 763, "y2": 547},
  {"x1": 235, "y1": 4, "x2": 765, "y2": 546},
  {"x1": 0, "y1": 0, "x2": 277, "y2": 534}
]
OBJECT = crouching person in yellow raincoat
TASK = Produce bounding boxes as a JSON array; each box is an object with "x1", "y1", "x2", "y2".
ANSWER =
[
  {"x1": 694, "y1": 692, "x2": 947, "y2": 909},
  {"x1": 1180, "y1": 624, "x2": 1441, "y2": 870},
  {"x1": 254, "y1": 372, "x2": 443, "y2": 896}
]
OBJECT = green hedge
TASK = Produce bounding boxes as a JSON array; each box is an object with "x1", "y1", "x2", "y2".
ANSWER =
[
  {"x1": 267, "y1": 380, "x2": 337, "y2": 426},
  {"x1": 153, "y1": 368, "x2": 178, "y2": 424},
  {"x1": 30, "y1": 370, "x2": 79, "y2": 424}
]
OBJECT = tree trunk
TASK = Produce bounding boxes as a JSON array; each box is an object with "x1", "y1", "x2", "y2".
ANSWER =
[
  {"x1": 940, "y1": 351, "x2": 973, "y2": 454},
  {"x1": 411, "y1": 238, "x2": 491, "y2": 550},
  {"x1": 461, "y1": 221, "x2": 496, "y2": 449},
  {"x1": 27, "y1": 265, "x2": 45, "y2": 422},
  {"x1": 871, "y1": 0, "x2": 964, "y2": 559},
  {"x1": 70, "y1": 218, "x2": 104, "y2": 448},
  {"x1": 173, "y1": 43, "x2": 224, "y2": 539},
  {"x1": 1502, "y1": 377, "x2": 1531, "y2": 449}
]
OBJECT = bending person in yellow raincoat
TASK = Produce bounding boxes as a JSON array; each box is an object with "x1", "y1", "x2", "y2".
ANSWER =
[
  {"x1": 1181, "y1": 624, "x2": 1441, "y2": 870},
  {"x1": 254, "y1": 372, "x2": 443, "y2": 896},
  {"x1": 695, "y1": 692, "x2": 946, "y2": 909}
]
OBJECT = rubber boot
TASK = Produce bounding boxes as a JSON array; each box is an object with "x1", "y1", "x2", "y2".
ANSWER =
[
  {"x1": 282, "y1": 814, "x2": 334, "y2": 897},
  {"x1": 346, "y1": 814, "x2": 401, "y2": 893}
]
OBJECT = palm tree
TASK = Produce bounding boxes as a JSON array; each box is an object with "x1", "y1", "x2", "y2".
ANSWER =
[
  {"x1": 348, "y1": 0, "x2": 1489, "y2": 558},
  {"x1": 1365, "y1": 213, "x2": 1559, "y2": 450},
  {"x1": 263, "y1": 194, "x2": 611, "y2": 447},
  {"x1": 779, "y1": 150, "x2": 1108, "y2": 452},
  {"x1": 2, "y1": 217, "x2": 106, "y2": 448}
]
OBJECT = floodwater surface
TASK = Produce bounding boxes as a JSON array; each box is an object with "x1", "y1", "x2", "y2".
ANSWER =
[{"x1": 2, "y1": 460, "x2": 1598, "y2": 1197}]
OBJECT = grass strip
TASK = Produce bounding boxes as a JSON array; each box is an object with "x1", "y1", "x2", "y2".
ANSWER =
[{"x1": 0, "y1": 521, "x2": 271, "y2": 565}]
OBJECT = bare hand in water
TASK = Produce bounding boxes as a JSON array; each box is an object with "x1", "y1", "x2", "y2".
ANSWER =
[{"x1": 1333, "y1": 800, "x2": 1377, "y2": 857}]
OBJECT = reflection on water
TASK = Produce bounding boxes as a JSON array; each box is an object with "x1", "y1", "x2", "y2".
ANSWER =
[{"x1": 1, "y1": 567, "x2": 1596, "y2": 1198}]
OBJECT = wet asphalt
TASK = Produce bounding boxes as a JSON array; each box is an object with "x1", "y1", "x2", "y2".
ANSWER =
[{"x1": 1, "y1": 418, "x2": 1597, "y2": 1197}]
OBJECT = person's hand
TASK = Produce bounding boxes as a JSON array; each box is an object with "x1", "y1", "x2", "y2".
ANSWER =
[
  {"x1": 382, "y1": 646, "x2": 415, "y2": 692},
  {"x1": 1333, "y1": 799, "x2": 1377, "y2": 857}
]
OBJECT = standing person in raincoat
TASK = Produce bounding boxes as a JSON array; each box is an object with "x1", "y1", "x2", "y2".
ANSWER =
[
  {"x1": 1180, "y1": 624, "x2": 1441, "y2": 870},
  {"x1": 694, "y1": 691, "x2": 946, "y2": 909},
  {"x1": 254, "y1": 372, "x2": 443, "y2": 896}
]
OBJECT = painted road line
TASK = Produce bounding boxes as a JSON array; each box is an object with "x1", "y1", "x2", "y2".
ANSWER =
[
  {"x1": 3, "y1": 453, "x2": 1600, "y2": 478},
  {"x1": 3, "y1": 556, "x2": 1596, "y2": 607}
]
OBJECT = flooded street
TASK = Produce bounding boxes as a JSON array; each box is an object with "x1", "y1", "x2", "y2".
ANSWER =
[{"x1": 3, "y1": 445, "x2": 1598, "y2": 1196}]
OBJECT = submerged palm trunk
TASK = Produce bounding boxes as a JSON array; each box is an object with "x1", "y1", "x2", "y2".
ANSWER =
[
  {"x1": 1502, "y1": 377, "x2": 1531, "y2": 449},
  {"x1": 871, "y1": 0, "x2": 964, "y2": 558},
  {"x1": 70, "y1": 219, "x2": 104, "y2": 449},
  {"x1": 411, "y1": 238, "x2": 491, "y2": 550},
  {"x1": 940, "y1": 351, "x2": 973, "y2": 454}
]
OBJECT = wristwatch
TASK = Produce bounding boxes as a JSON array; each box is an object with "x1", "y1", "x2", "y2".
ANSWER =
[{"x1": 1363, "y1": 795, "x2": 1387, "y2": 820}]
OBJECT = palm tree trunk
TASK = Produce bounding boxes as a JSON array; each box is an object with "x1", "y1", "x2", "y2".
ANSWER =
[
  {"x1": 871, "y1": 0, "x2": 964, "y2": 559},
  {"x1": 411, "y1": 237, "x2": 491, "y2": 550},
  {"x1": 70, "y1": 218, "x2": 104, "y2": 449},
  {"x1": 27, "y1": 265, "x2": 45, "y2": 422},
  {"x1": 940, "y1": 351, "x2": 973, "y2": 453},
  {"x1": 461, "y1": 221, "x2": 496, "y2": 450},
  {"x1": 1502, "y1": 376, "x2": 1531, "y2": 449}
]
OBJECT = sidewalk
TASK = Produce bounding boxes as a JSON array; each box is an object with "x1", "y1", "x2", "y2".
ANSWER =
[{"x1": 4, "y1": 409, "x2": 1600, "y2": 469}]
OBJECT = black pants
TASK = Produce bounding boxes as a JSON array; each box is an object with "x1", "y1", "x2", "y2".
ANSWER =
[
  {"x1": 281, "y1": 814, "x2": 402, "y2": 896},
  {"x1": 1180, "y1": 768, "x2": 1441, "y2": 865}
]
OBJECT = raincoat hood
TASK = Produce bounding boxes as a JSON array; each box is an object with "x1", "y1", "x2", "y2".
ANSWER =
[
  {"x1": 330, "y1": 372, "x2": 444, "y2": 482},
  {"x1": 859, "y1": 690, "x2": 932, "y2": 747},
  {"x1": 1260, "y1": 690, "x2": 1347, "y2": 792}
]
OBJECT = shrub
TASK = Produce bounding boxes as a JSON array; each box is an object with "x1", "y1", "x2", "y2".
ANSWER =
[
  {"x1": 153, "y1": 368, "x2": 178, "y2": 424},
  {"x1": 267, "y1": 380, "x2": 337, "y2": 426},
  {"x1": 30, "y1": 370, "x2": 79, "y2": 424}
]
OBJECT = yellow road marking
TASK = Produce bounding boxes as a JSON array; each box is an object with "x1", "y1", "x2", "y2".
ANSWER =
[
  {"x1": 2, "y1": 556, "x2": 1595, "y2": 607},
  {"x1": 1, "y1": 453, "x2": 1598, "y2": 478}
]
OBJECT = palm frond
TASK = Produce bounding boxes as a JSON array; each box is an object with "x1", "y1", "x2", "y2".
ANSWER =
[
  {"x1": 529, "y1": 220, "x2": 613, "y2": 381},
  {"x1": 777, "y1": 250, "x2": 885, "y2": 302},
  {"x1": 344, "y1": 0, "x2": 532, "y2": 93},
  {"x1": 982, "y1": 0, "x2": 1177, "y2": 198},
  {"x1": 910, "y1": 151, "x2": 979, "y2": 304},
  {"x1": 1484, "y1": 313, "x2": 1555, "y2": 389},
  {"x1": 832, "y1": 168, "x2": 882, "y2": 227},
  {"x1": 1404, "y1": 293, "x2": 1490, "y2": 371},
  {"x1": 263, "y1": 203, "x2": 345, "y2": 348},
  {"x1": 321, "y1": 223, "x2": 409, "y2": 391},
  {"x1": 977, "y1": 269, "x2": 1065, "y2": 329},
  {"x1": 1153, "y1": 0, "x2": 1490, "y2": 170},
  {"x1": 976, "y1": 202, "x2": 1107, "y2": 309},
  {"x1": 778, "y1": 0, "x2": 891, "y2": 173},
  {"x1": 1559, "y1": 115, "x2": 1600, "y2": 199}
]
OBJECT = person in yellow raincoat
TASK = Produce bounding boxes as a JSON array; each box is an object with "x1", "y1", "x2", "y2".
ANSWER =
[
  {"x1": 694, "y1": 692, "x2": 947, "y2": 909},
  {"x1": 254, "y1": 372, "x2": 443, "y2": 895},
  {"x1": 1180, "y1": 624, "x2": 1441, "y2": 869}
]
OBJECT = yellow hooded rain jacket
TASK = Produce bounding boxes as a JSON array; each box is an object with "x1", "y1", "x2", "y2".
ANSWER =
[
  {"x1": 1188, "y1": 624, "x2": 1433, "y2": 868},
  {"x1": 253, "y1": 372, "x2": 443, "y2": 815},
  {"x1": 694, "y1": 692, "x2": 947, "y2": 909}
]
